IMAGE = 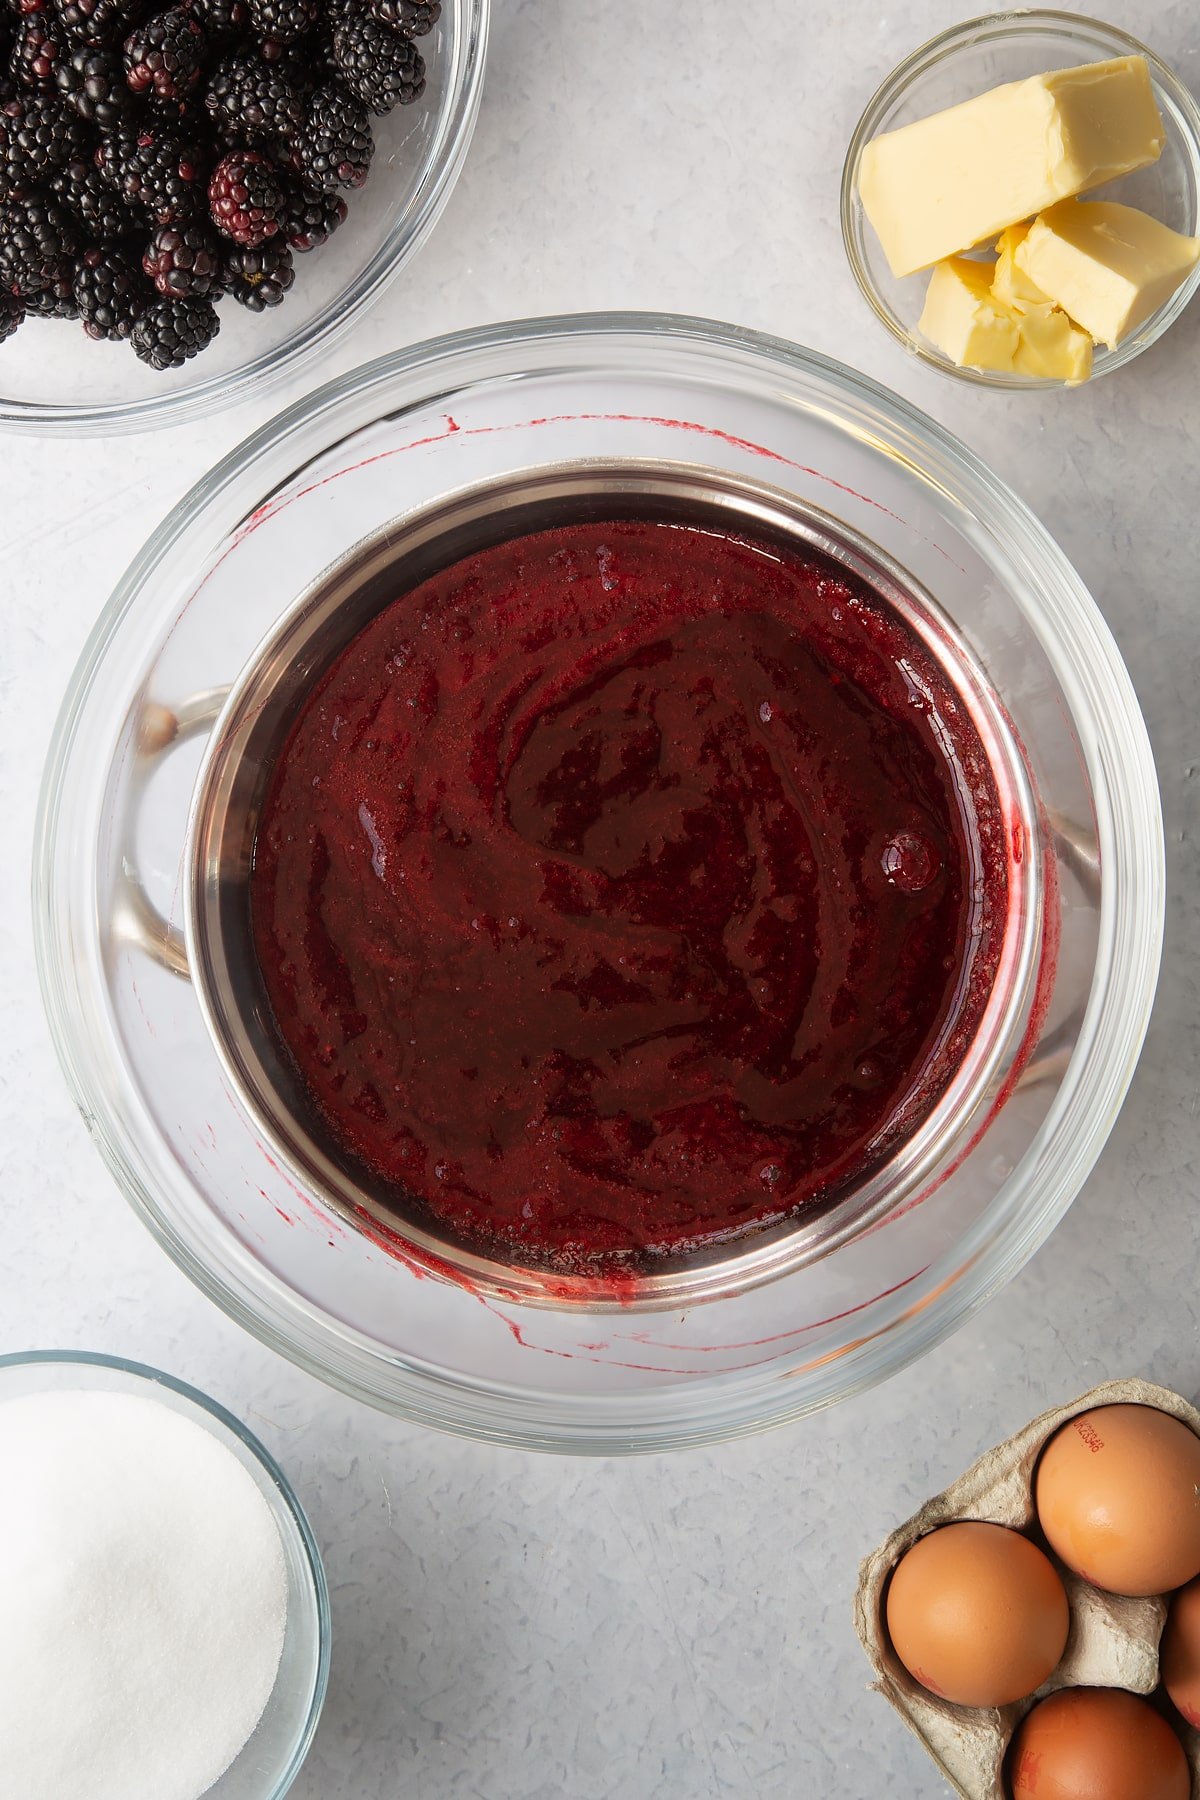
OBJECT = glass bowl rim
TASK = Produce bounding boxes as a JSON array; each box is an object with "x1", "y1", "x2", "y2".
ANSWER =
[
  {"x1": 33, "y1": 310, "x2": 1166, "y2": 1451},
  {"x1": 0, "y1": 1347, "x2": 331, "y2": 1795},
  {"x1": 0, "y1": 0, "x2": 490, "y2": 438},
  {"x1": 839, "y1": 7, "x2": 1200, "y2": 391}
]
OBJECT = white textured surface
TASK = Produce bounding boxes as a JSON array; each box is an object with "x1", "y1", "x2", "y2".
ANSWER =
[{"x1": 1, "y1": 3, "x2": 1198, "y2": 1795}]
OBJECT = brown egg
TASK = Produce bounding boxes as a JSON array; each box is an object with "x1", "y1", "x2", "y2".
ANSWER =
[
  {"x1": 885, "y1": 1521, "x2": 1069, "y2": 1707},
  {"x1": 1162, "y1": 1574, "x2": 1200, "y2": 1728},
  {"x1": 1008, "y1": 1688, "x2": 1190, "y2": 1800},
  {"x1": 1035, "y1": 1404, "x2": 1200, "y2": 1596}
]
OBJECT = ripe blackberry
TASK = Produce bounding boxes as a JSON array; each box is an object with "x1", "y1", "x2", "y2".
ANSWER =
[
  {"x1": 184, "y1": 0, "x2": 247, "y2": 44},
  {"x1": 331, "y1": 11, "x2": 421, "y2": 114},
  {"x1": 73, "y1": 237, "x2": 148, "y2": 333},
  {"x1": 54, "y1": 43, "x2": 130, "y2": 124},
  {"x1": 0, "y1": 286, "x2": 23, "y2": 335},
  {"x1": 289, "y1": 80, "x2": 368, "y2": 190},
  {"x1": 53, "y1": 153, "x2": 138, "y2": 231},
  {"x1": 367, "y1": 0, "x2": 438, "y2": 36},
  {"x1": 222, "y1": 231, "x2": 288, "y2": 305},
  {"x1": 0, "y1": 91, "x2": 84, "y2": 195},
  {"x1": 22, "y1": 261, "x2": 76, "y2": 310},
  {"x1": 204, "y1": 52, "x2": 299, "y2": 144},
  {"x1": 0, "y1": 188, "x2": 76, "y2": 289},
  {"x1": 207, "y1": 145, "x2": 280, "y2": 242},
  {"x1": 98, "y1": 125, "x2": 205, "y2": 222},
  {"x1": 130, "y1": 286, "x2": 216, "y2": 363},
  {"x1": 142, "y1": 214, "x2": 219, "y2": 292},
  {"x1": 54, "y1": 0, "x2": 142, "y2": 46},
  {"x1": 246, "y1": 0, "x2": 315, "y2": 44},
  {"x1": 123, "y1": 6, "x2": 204, "y2": 98},
  {"x1": 9, "y1": 10, "x2": 64, "y2": 87},
  {"x1": 281, "y1": 174, "x2": 343, "y2": 249}
]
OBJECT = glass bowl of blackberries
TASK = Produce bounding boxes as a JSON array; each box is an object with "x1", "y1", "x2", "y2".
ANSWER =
[{"x1": 0, "y1": 0, "x2": 488, "y2": 431}]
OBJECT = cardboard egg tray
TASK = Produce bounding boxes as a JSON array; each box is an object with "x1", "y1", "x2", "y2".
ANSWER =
[{"x1": 854, "y1": 1377, "x2": 1200, "y2": 1798}]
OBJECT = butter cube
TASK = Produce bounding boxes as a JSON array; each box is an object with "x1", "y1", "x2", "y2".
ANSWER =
[
  {"x1": 991, "y1": 223, "x2": 1054, "y2": 312},
  {"x1": 919, "y1": 256, "x2": 1094, "y2": 383},
  {"x1": 860, "y1": 57, "x2": 1164, "y2": 277},
  {"x1": 1015, "y1": 198, "x2": 1200, "y2": 347},
  {"x1": 918, "y1": 258, "x2": 1019, "y2": 371},
  {"x1": 989, "y1": 223, "x2": 1093, "y2": 381},
  {"x1": 1012, "y1": 304, "x2": 1094, "y2": 383}
]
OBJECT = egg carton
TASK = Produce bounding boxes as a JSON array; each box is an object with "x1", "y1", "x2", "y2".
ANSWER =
[{"x1": 854, "y1": 1377, "x2": 1200, "y2": 1798}]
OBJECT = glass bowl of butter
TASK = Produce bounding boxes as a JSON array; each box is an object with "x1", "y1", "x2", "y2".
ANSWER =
[{"x1": 841, "y1": 11, "x2": 1200, "y2": 389}]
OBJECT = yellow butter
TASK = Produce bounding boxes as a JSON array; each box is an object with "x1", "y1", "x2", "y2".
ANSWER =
[
  {"x1": 919, "y1": 256, "x2": 1094, "y2": 382},
  {"x1": 918, "y1": 258, "x2": 1019, "y2": 370},
  {"x1": 1012, "y1": 304, "x2": 1094, "y2": 382},
  {"x1": 1015, "y1": 198, "x2": 1200, "y2": 347},
  {"x1": 991, "y1": 223, "x2": 1053, "y2": 312},
  {"x1": 860, "y1": 57, "x2": 1164, "y2": 278},
  {"x1": 987, "y1": 223, "x2": 1092, "y2": 380}
]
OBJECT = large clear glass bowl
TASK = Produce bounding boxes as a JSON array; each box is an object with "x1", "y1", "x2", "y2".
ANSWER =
[
  {"x1": 841, "y1": 11, "x2": 1200, "y2": 390},
  {"x1": 34, "y1": 313, "x2": 1164, "y2": 1452},
  {"x1": 0, "y1": 0, "x2": 488, "y2": 436},
  {"x1": 0, "y1": 1350, "x2": 330, "y2": 1799}
]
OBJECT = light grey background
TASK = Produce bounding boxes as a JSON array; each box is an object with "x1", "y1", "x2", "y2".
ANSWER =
[{"x1": 2, "y1": 3, "x2": 1198, "y2": 1794}]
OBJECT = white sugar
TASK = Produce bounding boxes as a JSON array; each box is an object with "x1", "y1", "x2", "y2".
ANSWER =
[{"x1": 0, "y1": 1388, "x2": 289, "y2": 1800}]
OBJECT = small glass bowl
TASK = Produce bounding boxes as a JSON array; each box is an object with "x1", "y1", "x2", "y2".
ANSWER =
[
  {"x1": 841, "y1": 10, "x2": 1200, "y2": 390},
  {"x1": 0, "y1": 0, "x2": 488, "y2": 436},
  {"x1": 0, "y1": 1350, "x2": 330, "y2": 1799}
]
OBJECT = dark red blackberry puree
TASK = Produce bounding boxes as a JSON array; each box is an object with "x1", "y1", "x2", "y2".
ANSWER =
[{"x1": 250, "y1": 518, "x2": 1008, "y2": 1272}]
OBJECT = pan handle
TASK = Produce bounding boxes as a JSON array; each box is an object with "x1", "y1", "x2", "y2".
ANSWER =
[{"x1": 112, "y1": 686, "x2": 230, "y2": 979}]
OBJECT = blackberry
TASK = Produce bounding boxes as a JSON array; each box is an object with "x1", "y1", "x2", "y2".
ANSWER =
[
  {"x1": 280, "y1": 174, "x2": 342, "y2": 248},
  {"x1": 54, "y1": 0, "x2": 142, "y2": 46},
  {"x1": 0, "y1": 91, "x2": 84, "y2": 194},
  {"x1": 53, "y1": 153, "x2": 138, "y2": 231},
  {"x1": 0, "y1": 186, "x2": 76, "y2": 288},
  {"x1": 73, "y1": 237, "x2": 148, "y2": 332},
  {"x1": 54, "y1": 43, "x2": 130, "y2": 124},
  {"x1": 22, "y1": 261, "x2": 76, "y2": 310},
  {"x1": 246, "y1": 0, "x2": 315, "y2": 44},
  {"x1": 289, "y1": 80, "x2": 368, "y2": 190},
  {"x1": 204, "y1": 52, "x2": 299, "y2": 143},
  {"x1": 183, "y1": 0, "x2": 247, "y2": 43},
  {"x1": 130, "y1": 286, "x2": 216, "y2": 363},
  {"x1": 367, "y1": 0, "x2": 438, "y2": 36},
  {"x1": 0, "y1": 286, "x2": 23, "y2": 335},
  {"x1": 98, "y1": 125, "x2": 204, "y2": 222},
  {"x1": 10, "y1": 10, "x2": 64, "y2": 86},
  {"x1": 142, "y1": 214, "x2": 218, "y2": 292},
  {"x1": 0, "y1": 188, "x2": 76, "y2": 289},
  {"x1": 207, "y1": 144, "x2": 280, "y2": 242},
  {"x1": 222, "y1": 231, "x2": 288, "y2": 305},
  {"x1": 123, "y1": 6, "x2": 204, "y2": 98},
  {"x1": 331, "y1": 11, "x2": 420, "y2": 114}
]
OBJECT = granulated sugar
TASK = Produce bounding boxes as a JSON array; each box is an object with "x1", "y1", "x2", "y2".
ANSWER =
[{"x1": 0, "y1": 1387, "x2": 289, "y2": 1800}]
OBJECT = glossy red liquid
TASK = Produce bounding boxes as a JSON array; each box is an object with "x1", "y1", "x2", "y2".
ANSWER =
[{"x1": 251, "y1": 519, "x2": 1008, "y2": 1271}]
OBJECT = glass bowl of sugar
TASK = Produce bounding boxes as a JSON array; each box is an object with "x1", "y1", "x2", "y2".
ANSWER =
[{"x1": 0, "y1": 1351, "x2": 330, "y2": 1800}]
